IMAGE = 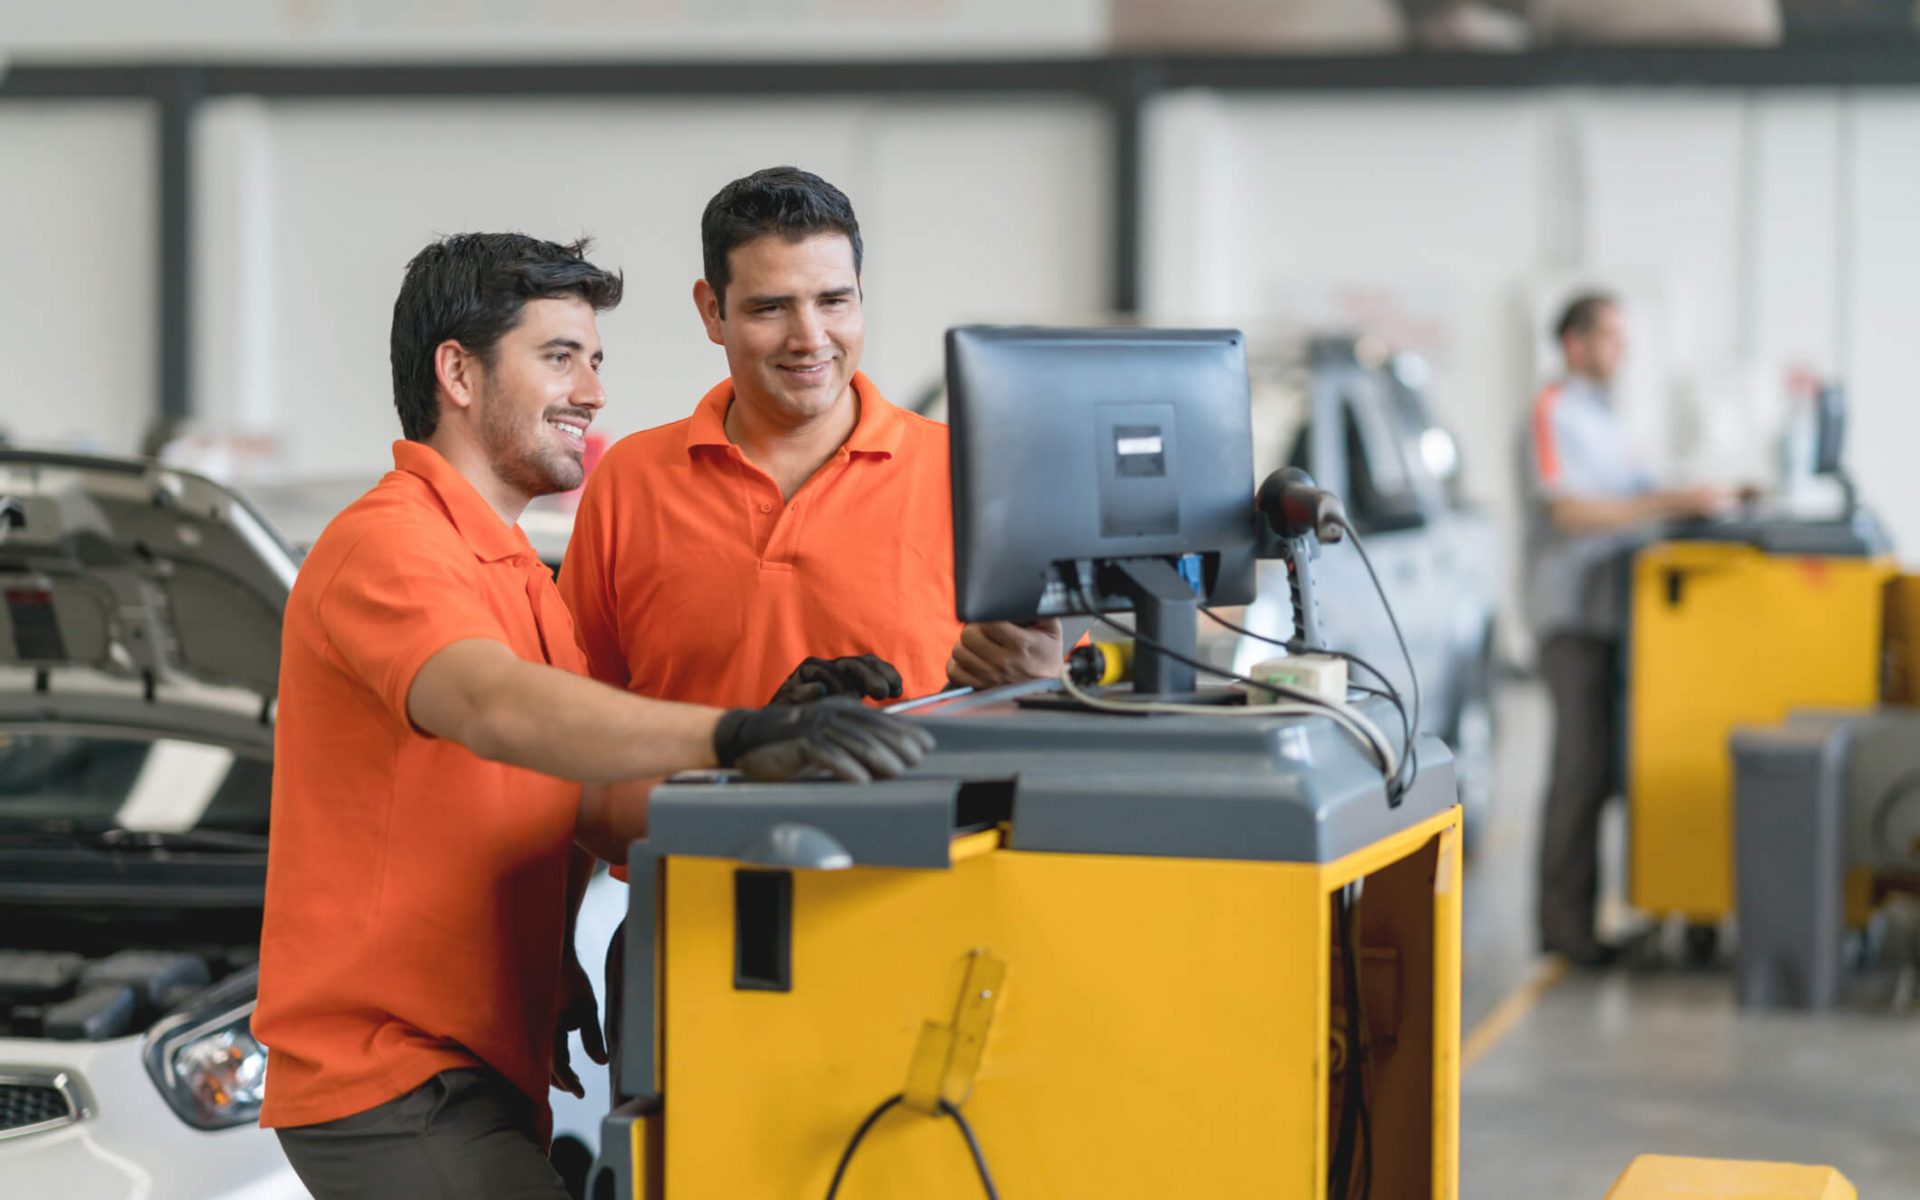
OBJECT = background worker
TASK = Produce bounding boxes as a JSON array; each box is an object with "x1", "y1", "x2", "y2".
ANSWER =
[
  {"x1": 255, "y1": 233, "x2": 929, "y2": 1200},
  {"x1": 1520, "y1": 291, "x2": 1738, "y2": 968}
]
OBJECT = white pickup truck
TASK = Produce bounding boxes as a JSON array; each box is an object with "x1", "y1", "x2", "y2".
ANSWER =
[{"x1": 1216, "y1": 337, "x2": 1502, "y2": 852}]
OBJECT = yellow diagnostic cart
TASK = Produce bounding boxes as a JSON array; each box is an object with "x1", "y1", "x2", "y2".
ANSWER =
[
  {"x1": 591, "y1": 690, "x2": 1461, "y2": 1199},
  {"x1": 1627, "y1": 523, "x2": 1894, "y2": 927}
]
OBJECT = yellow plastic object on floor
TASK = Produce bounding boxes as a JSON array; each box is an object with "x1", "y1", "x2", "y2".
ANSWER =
[
  {"x1": 1627, "y1": 541, "x2": 1894, "y2": 923},
  {"x1": 644, "y1": 812, "x2": 1460, "y2": 1199},
  {"x1": 1605, "y1": 1153, "x2": 1857, "y2": 1199}
]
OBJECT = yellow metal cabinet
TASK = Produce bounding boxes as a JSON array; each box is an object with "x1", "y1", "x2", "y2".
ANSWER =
[
  {"x1": 1627, "y1": 541, "x2": 1893, "y2": 922},
  {"x1": 592, "y1": 698, "x2": 1462, "y2": 1200},
  {"x1": 649, "y1": 815, "x2": 1459, "y2": 1199}
]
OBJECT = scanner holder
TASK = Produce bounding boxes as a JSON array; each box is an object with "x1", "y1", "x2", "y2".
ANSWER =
[{"x1": 1256, "y1": 467, "x2": 1347, "y2": 654}]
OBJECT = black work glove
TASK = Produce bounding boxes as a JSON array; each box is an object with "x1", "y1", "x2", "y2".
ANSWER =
[
  {"x1": 768, "y1": 654, "x2": 904, "y2": 706},
  {"x1": 714, "y1": 697, "x2": 934, "y2": 783}
]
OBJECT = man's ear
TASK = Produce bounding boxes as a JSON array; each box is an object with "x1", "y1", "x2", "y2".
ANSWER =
[
  {"x1": 692, "y1": 279, "x2": 725, "y2": 348},
  {"x1": 433, "y1": 340, "x2": 480, "y2": 417}
]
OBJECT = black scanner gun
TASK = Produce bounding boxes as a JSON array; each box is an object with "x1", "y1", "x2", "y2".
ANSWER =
[{"x1": 1255, "y1": 467, "x2": 1347, "y2": 653}]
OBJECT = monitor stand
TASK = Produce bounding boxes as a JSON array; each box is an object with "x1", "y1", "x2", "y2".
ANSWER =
[
  {"x1": 1099, "y1": 557, "x2": 1199, "y2": 695},
  {"x1": 1017, "y1": 556, "x2": 1245, "y2": 711}
]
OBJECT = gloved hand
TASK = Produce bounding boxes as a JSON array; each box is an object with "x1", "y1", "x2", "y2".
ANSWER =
[
  {"x1": 714, "y1": 697, "x2": 934, "y2": 783},
  {"x1": 768, "y1": 654, "x2": 904, "y2": 706}
]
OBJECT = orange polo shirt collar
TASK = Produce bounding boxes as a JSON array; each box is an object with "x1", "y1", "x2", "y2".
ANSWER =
[
  {"x1": 682, "y1": 371, "x2": 905, "y2": 460},
  {"x1": 390, "y1": 440, "x2": 539, "y2": 565}
]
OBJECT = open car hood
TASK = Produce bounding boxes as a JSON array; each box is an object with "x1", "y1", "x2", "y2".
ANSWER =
[{"x1": 0, "y1": 450, "x2": 297, "y2": 712}]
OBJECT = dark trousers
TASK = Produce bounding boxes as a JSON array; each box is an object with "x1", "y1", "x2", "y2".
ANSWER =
[
  {"x1": 1536, "y1": 632, "x2": 1622, "y2": 953},
  {"x1": 275, "y1": 1068, "x2": 570, "y2": 1200}
]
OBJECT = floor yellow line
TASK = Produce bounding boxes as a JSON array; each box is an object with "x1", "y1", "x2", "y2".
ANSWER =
[{"x1": 1461, "y1": 956, "x2": 1568, "y2": 1071}]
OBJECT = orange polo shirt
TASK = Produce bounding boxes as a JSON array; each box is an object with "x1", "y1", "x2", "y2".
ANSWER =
[
  {"x1": 557, "y1": 372, "x2": 962, "y2": 709},
  {"x1": 256, "y1": 441, "x2": 584, "y2": 1133}
]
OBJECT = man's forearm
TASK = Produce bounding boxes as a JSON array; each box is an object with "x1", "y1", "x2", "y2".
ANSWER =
[
  {"x1": 1547, "y1": 492, "x2": 1691, "y2": 537},
  {"x1": 410, "y1": 639, "x2": 723, "y2": 783},
  {"x1": 576, "y1": 779, "x2": 658, "y2": 864}
]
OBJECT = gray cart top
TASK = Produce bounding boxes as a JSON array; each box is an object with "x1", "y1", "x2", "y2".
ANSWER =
[{"x1": 644, "y1": 685, "x2": 1456, "y2": 869}]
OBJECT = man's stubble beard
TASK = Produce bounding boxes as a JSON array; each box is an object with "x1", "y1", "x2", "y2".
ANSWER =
[{"x1": 478, "y1": 377, "x2": 582, "y2": 500}]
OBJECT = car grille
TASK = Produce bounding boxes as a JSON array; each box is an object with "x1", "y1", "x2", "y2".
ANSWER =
[{"x1": 0, "y1": 1073, "x2": 85, "y2": 1140}]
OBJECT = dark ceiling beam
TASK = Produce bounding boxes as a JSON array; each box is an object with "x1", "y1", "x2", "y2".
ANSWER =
[{"x1": 9, "y1": 45, "x2": 1920, "y2": 104}]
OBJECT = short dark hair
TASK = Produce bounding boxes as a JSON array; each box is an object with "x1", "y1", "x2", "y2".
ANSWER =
[
  {"x1": 701, "y1": 166, "x2": 862, "y2": 315},
  {"x1": 1554, "y1": 291, "x2": 1617, "y2": 343},
  {"x1": 390, "y1": 233, "x2": 624, "y2": 441}
]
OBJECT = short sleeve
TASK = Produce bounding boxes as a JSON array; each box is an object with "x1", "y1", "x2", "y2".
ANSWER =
[
  {"x1": 316, "y1": 527, "x2": 512, "y2": 729},
  {"x1": 1530, "y1": 400, "x2": 1604, "y2": 501},
  {"x1": 555, "y1": 467, "x2": 632, "y2": 691}
]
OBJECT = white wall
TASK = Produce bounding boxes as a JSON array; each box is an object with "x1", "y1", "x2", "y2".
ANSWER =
[
  {"x1": 1844, "y1": 93, "x2": 1920, "y2": 564},
  {"x1": 188, "y1": 97, "x2": 1110, "y2": 479},
  {"x1": 1143, "y1": 87, "x2": 1920, "y2": 587},
  {"x1": 1146, "y1": 91, "x2": 1553, "y2": 632},
  {"x1": 5, "y1": 75, "x2": 1917, "y2": 578},
  {"x1": 0, "y1": 103, "x2": 155, "y2": 453}
]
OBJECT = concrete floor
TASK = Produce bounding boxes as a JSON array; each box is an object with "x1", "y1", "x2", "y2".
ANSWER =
[{"x1": 1457, "y1": 681, "x2": 1920, "y2": 1198}]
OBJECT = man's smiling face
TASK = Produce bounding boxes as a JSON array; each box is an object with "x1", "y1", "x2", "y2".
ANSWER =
[
  {"x1": 474, "y1": 295, "x2": 606, "y2": 498},
  {"x1": 702, "y1": 232, "x2": 863, "y2": 427}
]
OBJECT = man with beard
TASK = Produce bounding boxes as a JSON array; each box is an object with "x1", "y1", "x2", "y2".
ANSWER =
[{"x1": 255, "y1": 233, "x2": 930, "y2": 1199}]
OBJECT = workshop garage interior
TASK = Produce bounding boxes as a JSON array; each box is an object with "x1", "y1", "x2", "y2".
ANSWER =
[{"x1": 3, "y1": 3, "x2": 1920, "y2": 1198}]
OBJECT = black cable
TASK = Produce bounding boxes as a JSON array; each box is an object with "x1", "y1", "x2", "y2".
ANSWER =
[
  {"x1": 1324, "y1": 663, "x2": 1414, "y2": 803},
  {"x1": 1202, "y1": 607, "x2": 1416, "y2": 800},
  {"x1": 822, "y1": 1093, "x2": 1000, "y2": 1200},
  {"x1": 1071, "y1": 587, "x2": 1279, "y2": 697},
  {"x1": 824, "y1": 1094, "x2": 904, "y2": 1199},
  {"x1": 937, "y1": 1098, "x2": 1002, "y2": 1200},
  {"x1": 1349, "y1": 681, "x2": 1413, "y2": 794},
  {"x1": 1071, "y1": 594, "x2": 1396, "y2": 774},
  {"x1": 1336, "y1": 883, "x2": 1374, "y2": 1200},
  {"x1": 1344, "y1": 649, "x2": 1418, "y2": 802},
  {"x1": 1332, "y1": 518, "x2": 1423, "y2": 802},
  {"x1": 1329, "y1": 887, "x2": 1361, "y2": 1198},
  {"x1": 1334, "y1": 517, "x2": 1420, "y2": 752}
]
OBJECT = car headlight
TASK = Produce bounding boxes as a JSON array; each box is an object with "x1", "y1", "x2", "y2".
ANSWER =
[{"x1": 142, "y1": 967, "x2": 267, "y2": 1130}]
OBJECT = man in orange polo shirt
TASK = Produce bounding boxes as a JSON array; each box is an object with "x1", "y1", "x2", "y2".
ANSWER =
[
  {"x1": 559, "y1": 166, "x2": 1060, "y2": 785},
  {"x1": 255, "y1": 232, "x2": 929, "y2": 1199}
]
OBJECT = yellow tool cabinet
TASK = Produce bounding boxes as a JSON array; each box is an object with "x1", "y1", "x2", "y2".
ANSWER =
[
  {"x1": 592, "y1": 694, "x2": 1462, "y2": 1199},
  {"x1": 1626, "y1": 538, "x2": 1894, "y2": 924}
]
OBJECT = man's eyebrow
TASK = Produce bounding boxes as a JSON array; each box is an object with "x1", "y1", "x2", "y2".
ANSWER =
[
  {"x1": 737, "y1": 286, "x2": 856, "y2": 307},
  {"x1": 539, "y1": 336, "x2": 602, "y2": 362}
]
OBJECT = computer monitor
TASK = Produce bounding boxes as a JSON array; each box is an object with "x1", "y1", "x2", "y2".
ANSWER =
[
  {"x1": 946, "y1": 326, "x2": 1258, "y2": 696},
  {"x1": 1812, "y1": 380, "x2": 1846, "y2": 478}
]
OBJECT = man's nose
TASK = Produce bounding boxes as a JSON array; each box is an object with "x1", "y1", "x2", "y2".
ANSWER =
[
  {"x1": 575, "y1": 369, "x2": 607, "y2": 410},
  {"x1": 787, "y1": 307, "x2": 830, "y2": 353}
]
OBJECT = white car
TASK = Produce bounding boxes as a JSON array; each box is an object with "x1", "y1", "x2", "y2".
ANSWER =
[
  {"x1": 0, "y1": 450, "x2": 625, "y2": 1199},
  {"x1": 1209, "y1": 339, "x2": 1503, "y2": 851},
  {"x1": 0, "y1": 451, "x2": 307, "y2": 1197}
]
